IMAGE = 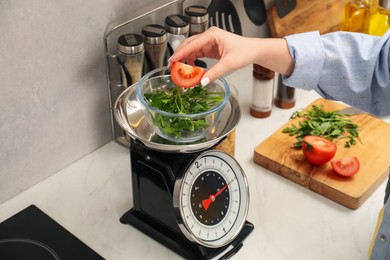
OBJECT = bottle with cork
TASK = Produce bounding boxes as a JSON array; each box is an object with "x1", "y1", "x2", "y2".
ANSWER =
[
  {"x1": 250, "y1": 64, "x2": 275, "y2": 118},
  {"x1": 341, "y1": 0, "x2": 371, "y2": 33}
]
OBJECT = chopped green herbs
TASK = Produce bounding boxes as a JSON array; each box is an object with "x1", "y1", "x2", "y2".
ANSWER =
[
  {"x1": 144, "y1": 85, "x2": 224, "y2": 138},
  {"x1": 282, "y1": 105, "x2": 360, "y2": 148}
]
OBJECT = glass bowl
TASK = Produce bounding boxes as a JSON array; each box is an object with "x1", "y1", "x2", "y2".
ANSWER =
[{"x1": 136, "y1": 66, "x2": 230, "y2": 143}]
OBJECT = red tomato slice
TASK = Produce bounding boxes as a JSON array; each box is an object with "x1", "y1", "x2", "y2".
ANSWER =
[
  {"x1": 302, "y1": 136, "x2": 337, "y2": 166},
  {"x1": 331, "y1": 157, "x2": 360, "y2": 177},
  {"x1": 170, "y1": 62, "x2": 206, "y2": 88}
]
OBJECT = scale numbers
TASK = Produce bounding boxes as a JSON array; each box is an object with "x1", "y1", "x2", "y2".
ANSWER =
[{"x1": 174, "y1": 150, "x2": 249, "y2": 248}]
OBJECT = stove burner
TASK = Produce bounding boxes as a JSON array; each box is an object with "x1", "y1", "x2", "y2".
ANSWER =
[
  {"x1": 0, "y1": 238, "x2": 61, "y2": 260},
  {"x1": 0, "y1": 205, "x2": 104, "y2": 260}
]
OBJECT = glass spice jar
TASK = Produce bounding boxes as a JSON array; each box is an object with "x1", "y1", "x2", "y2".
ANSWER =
[
  {"x1": 184, "y1": 5, "x2": 209, "y2": 68},
  {"x1": 184, "y1": 5, "x2": 209, "y2": 36},
  {"x1": 116, "y1": 33, "x2": 145, "y2": 88},
  {"x1": 142, "y1": 24, "x2": 168, "y2": 72},
  {"x1": 165, "y1": 14, "x2": 190, "y2": 56}
]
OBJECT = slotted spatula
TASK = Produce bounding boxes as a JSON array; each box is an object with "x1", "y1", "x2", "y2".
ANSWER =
[{"x1": 208, "y1": 0, "x2": 242, "y2": 35}]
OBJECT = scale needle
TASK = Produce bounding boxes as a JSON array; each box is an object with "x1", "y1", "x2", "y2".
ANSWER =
[{"x1": 202, "y1": 180, "x2": 233, "y2": 211}]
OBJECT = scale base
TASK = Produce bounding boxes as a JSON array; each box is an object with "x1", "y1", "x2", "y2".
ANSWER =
[{"x1": 120, "y1": 208, "x2": 254, "y2": 260}]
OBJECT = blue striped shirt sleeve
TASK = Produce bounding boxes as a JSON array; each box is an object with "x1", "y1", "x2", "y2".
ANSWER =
[{"x1": 283, "y1": 30, "x2": 390, "y2": 116}]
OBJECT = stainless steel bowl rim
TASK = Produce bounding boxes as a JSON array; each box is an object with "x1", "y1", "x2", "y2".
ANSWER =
[{"x1": 114, "y1": 82, "x2": 241, "y2": 153}]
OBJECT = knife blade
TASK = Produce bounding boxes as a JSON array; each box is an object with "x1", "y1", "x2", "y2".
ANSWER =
[{"x1": 338, "y1": 107, "x2": 367, "y2": 115}]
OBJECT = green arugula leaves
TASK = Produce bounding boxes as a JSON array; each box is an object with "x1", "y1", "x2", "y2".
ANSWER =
[
  {"x1": 144, "y1": 85, "x2": 224, "y2": 138},
  {"x1": 282, "y1": 105, "x2": 360, "y2": 148}
]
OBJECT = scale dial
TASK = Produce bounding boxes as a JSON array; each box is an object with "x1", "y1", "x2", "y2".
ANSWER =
[{"x1": 173, "y1": 150, "x2": 249, "y2": 248}]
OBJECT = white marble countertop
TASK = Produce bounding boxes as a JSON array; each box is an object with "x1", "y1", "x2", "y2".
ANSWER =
[{"x1": 1, "y1": 65, "x2": 389, "y2": 260}]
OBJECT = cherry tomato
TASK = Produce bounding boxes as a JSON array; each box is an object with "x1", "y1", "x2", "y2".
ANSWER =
[
  {"x1": 170, "y1": 62, "x2": 206, "y2": 88},
  {"x1": 302, "y1": 136, "x2": 337, "y2": 166},
  {"x1": 331, "y1": 156, "x2": 360, "y2": 177}
]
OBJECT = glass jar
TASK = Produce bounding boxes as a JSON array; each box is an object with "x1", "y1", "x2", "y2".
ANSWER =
[
  {"x1": 117, "y1": 33, "x2": 144, "y2": 87},
  {"x1": 185, "y1": 6, "x2": 209, "y2": 68},
  {"x1": 185, "y1": 5, "x2": 209, "y2": 36},
  {"x1": 142, "y1": 24, "x2": 168, "y2": 72},
  {"x1": 164, "y1": 14, "x2": 189, "y2": 56},
  {"x1": 341, "y1": 0, "x2": 371, "y2": 33}
]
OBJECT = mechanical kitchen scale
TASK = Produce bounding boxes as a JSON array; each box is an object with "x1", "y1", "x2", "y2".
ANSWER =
[{"x1": 114, "y1": 78, "x2": 254, "y2": 259}]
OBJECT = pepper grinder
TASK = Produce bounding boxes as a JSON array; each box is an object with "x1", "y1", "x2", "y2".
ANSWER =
[
  {"x1": 116, "y1": 33, "x2": 145, "y2": 88},
  {"x1": 275, "y1": 73, "x2": 296, "y2": 109},
  {"x1": 142, "y1": 24, "x2": 168, "y2": 72}
]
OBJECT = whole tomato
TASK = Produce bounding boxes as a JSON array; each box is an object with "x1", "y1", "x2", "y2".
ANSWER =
[{"x1": 302, "y1": 136, "x2": 337, "y2": 166}]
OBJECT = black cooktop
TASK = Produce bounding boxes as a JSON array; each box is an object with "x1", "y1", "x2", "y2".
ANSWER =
[{"x1": 0, "y1": 205, "x2": 104, "y2": 260}]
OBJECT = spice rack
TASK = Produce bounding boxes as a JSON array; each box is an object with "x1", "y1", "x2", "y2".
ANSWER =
[{"x1": 104, "y1": 0, "x2": 185, "y2": 146}]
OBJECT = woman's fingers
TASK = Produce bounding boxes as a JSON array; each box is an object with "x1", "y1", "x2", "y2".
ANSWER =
[
  {"x1": 170, "y1": 27, "x2": 220, "y2": 63},
  {"x1": 169, "y1": 27, "x2": 255, "y2": 85}
]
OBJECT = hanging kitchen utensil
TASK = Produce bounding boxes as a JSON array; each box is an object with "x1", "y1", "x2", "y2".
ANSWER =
[
  {"x1": 208, "y1": 0, "x2": 242, "y2": 35},
  {"x1": 244, "y1": 0, "x2": 267, "y2": 26},
  {"x1": 274, "y1": 0, "x2": 297, "y2": 18}
]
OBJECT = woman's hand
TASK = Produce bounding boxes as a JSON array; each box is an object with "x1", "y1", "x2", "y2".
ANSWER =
[{"x1": 169, "y1": 27, "x2": 294, "y2": 86}]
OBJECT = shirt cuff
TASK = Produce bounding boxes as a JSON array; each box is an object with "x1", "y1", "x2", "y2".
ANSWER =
[{"x1": 282, "y1": 31, "x2": 325, "y2": 91}]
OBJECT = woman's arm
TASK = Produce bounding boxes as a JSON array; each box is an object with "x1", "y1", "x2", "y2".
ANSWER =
[
  {"x1": 170, "y1": 27, "x2": 390, "y2": 116},
  {"x1": 169, "y1": 26, "x2": 294, "y2": 85},
  {"x1": 284, "y1": 30, "x2": 390, "y2": 116}
]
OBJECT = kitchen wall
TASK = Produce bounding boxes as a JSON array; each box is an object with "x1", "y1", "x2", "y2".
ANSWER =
[{"x1": 0, "y1": 0, "x2": 271, "y2": 204}]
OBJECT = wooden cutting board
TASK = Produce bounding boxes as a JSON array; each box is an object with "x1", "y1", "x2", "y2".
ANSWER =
[
  {"x1": 267, "y1": 0, "x2": 350, "y2": 38},
  {"x1": 254, "y1": 98, "x2": 390, "y2": 209}
]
